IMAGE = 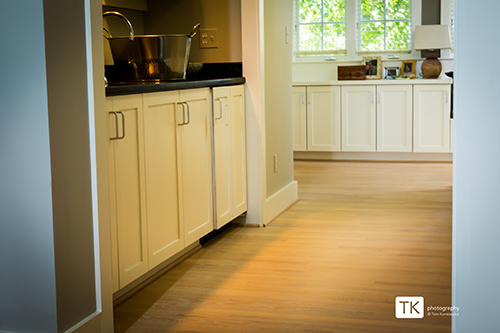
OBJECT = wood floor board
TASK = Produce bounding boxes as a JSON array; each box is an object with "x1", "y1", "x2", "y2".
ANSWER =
[{"x1": 114, "y1": 161, "x2": 452, "y2": 332}]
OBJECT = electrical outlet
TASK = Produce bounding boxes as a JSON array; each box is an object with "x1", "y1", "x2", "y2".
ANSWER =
[
  {"x1": 274, "y1": 154, "x2": 278, "y2": 173},
  {"x1": 199, "y1": 28, "x2": 218, "y2": 48}
]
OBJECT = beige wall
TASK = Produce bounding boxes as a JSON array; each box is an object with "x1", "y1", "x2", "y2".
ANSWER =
[
  {"x1": 103, "y1": 6, "x2": 145, "y2": 36},
  {"x1": 264, "y1": 0, "x2": 294, "y2": 198},
  {"x1": 144, "y1": 0, "x2": 242, "y2": 63}
]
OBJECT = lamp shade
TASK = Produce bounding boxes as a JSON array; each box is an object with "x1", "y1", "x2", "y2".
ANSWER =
[{"x1": 414, "y1": 25, "x2": 452, "y2": 50}]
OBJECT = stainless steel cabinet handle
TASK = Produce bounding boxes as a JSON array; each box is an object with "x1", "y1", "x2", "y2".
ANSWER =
[
  {"x1": 109, "y1": 111, "x2": 125, "y2": 140},
  {"x1": 215, "y1": 98, "x2": 223, "y2": 120},
  {"x1": 184, "y1": 102, "x2": 190, "y2": 125},
  {"x1": 109, "y1": 111, "x2": 120, "y2": 140},
  {"x1": 378, "y1": 92, "x2": 381, "y2": 104},
  {"x1": 177, "y1": 102, "x2": 186, "y2": 126},
  {"x1": 445, "y1": 93, "x2": 448, "y2": 103},
  {"x1": 371, "y1": 92, "x2": 374, "y2": 103},
  {"x1": 301, "y1": 92, "x2": 304, "y2": 104},
  {"x1": 117, "y1": 111, "x2": 125, "y2": 140},
  {"x1": 308, "y1": 92, "x2": 311, "y2": 104}
]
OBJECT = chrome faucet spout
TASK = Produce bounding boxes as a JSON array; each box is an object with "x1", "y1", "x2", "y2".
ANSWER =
[{"x1": 103, "y1": 11, "x2": 135, "y2": 41}]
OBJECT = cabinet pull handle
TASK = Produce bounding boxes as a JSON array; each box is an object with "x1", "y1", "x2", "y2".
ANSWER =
[
  {"x1": 308, "y1": 92, "x2": 311, "y2": 104},
  {"x1": 109, "y1": 111, "x2": 125, "y2": 140},
  {"x1": 117, "y1": 111, "x2": 125, "y2": 140},
  {"x1": 301, "y1": 92, "x2": 304, "y2": 104},
  {"x1": 445, "y1": 93, "x2": 448, "y2": 103},
  {"x1": 109, "y1": 111, "x2": 120, "y2": 140},
  {"x1": 215, "y1": 98, "x2": 223, "y2": 120},
  {"x1": 177, "y1": 102, "x2": 185, "y2": 126},
  {"x1": 371, "y1": 92, "x2": 374, "y2": 104},
  {"x1": 184, "y1": 102, "x2": 190, "y2": 125},
  {"x1": 378, "y1": 92, "x2": 381, "y2": 104}
]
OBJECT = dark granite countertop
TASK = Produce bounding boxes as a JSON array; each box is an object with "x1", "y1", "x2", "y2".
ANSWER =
[{"x1": 106, "y1": 77, "x2": 246, "y2": 97}]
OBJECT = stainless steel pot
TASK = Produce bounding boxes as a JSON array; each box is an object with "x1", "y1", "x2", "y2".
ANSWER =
[{"x1": 105, "y1": 12, "x2": 200, "y2": 81}]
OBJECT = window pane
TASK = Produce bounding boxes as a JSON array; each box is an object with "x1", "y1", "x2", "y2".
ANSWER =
[
  {"x1": 387, "y1": 0, "x2": 410, "y2": 20},
  {"x1": 324, "y1": 24, "x2": 346, "y2": 49},
  {"x1": 324, "y1": 0, "x2": 345, "y2": 22},
  {"x1": 360, "y1": 22, "x2": 384, "y2": 50},
  {"x1": 386, "y1": 21, "x2": 410, "y2": 49},
  {"x1": 299, "y1": 24, "x2": 322, "y2": 51},
  {"x1": 361, "y1": 0, "x2": 385, "y2": 21},
  {"x1": 300, "y1": 0, "x2": 322, "y2": 23}
]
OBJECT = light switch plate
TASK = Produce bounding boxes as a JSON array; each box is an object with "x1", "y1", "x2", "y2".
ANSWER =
[{"x1": 199, "y1": 28, "x2": 218, "y2": 48}]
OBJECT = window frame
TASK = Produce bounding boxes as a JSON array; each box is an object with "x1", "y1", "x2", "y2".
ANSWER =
[
  {"x1": 293, "y1": 0, "x2": 422, "y2": 62},
  {"x1": 357, "y1": 0, "x2": 412, "y2": 53},
  {"x1": 294, "y1": 0, "x2": 348, "y2": 57}
]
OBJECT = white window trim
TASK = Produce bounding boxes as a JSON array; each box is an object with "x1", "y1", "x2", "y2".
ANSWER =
[{"x1": 294, "y1": 0, "x2": 422, "y2": 63}]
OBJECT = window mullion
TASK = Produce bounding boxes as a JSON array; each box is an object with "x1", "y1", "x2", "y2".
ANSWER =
[{"x1": 384, "y1": 0, "x2": 387, "y2": 50}]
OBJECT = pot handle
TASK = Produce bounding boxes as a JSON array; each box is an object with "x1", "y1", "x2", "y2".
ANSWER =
[{"x1": 189, "y1": 23, "x2": 201, "y2": 38}]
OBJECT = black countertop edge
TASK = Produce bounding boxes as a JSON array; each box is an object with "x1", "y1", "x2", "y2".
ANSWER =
[{"x1": 106, "y1": 77, "x2": 246, "y2": 97}]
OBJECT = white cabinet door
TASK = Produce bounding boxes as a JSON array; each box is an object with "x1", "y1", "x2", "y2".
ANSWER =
[
  {"x1": 213, "y1": 86, "x2": 232, "y2": 229},
  {"x1": 292, "y1": 87, "x2": 307, "y2": 151},
  {"x1": 108, "y1": 94, "x2": 149, "y2": 289},
  {"x1": 142, "y1": 91, "x2": 184, "y2": 269},
  {"x1": 413, "y1": 85, "x2": 451, "y2": 152},
  {"x1": 307, "y1": 86, "x2": 341, "y2": 152},
  {"x1": 178, "y1": 88, "x2": 213, "y2": 245},
  {"x1": 342, "y1": 86, "x2": 376, "y2": 152},
  {"x1": 377, "y1": 85, "x2": 413, "y2": 152},
  {"x1": 230, "y1": 85, "x2": 247, "y2": 218}
]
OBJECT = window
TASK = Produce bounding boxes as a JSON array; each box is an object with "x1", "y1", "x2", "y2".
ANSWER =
[
  {"x1": 295, "y1": 0, "x2": 347, "y2": 56},
  {"x1": 358, "y1": 0, "x2": 411, "y2": 52},
  {"x1": 294, "y1": 0, "x2": 421, "y2": 60}
]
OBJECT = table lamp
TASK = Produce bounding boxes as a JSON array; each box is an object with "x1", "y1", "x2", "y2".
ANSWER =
[{"x1": 414, "y1": 25, "x2": 452, "y2": 79}]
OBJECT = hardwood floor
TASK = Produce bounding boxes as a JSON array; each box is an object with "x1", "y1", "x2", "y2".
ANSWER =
[{"x1": 114, "y1": 161, "x2": 452, "y2": 333}]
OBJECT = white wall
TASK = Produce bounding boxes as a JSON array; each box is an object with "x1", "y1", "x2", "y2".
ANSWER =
[
  {"x1": 264, "y1": 0, "x2": 295, "y2": 197},
  {"x1": 0, "y1": 1, "x2": 109, "y2": 332},
  {"x1": 453, "y1": 1, "x2": 500, "y2": 332},
  {"x1": 0, "y1": 2, "x2": 58, "y2": 332},
  {"x1": 144, "y1": 0, "x2": 242, "y2": 63},
  {"x1": 44, "y1": 0, "x2": 100, "y2": 331}
]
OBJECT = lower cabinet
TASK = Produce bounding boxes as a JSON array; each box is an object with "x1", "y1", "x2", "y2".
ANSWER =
[
  {"x1": 293, "y1": 82, "x2": 451, "y2": 155},
  {"x1": 107, "y1": 87, "x2": 214, "y2": 291},
  {"x1": 292, "y1": 86, "x2": 341, "y2": 152},
  {"x1": 413, "y1": 85, "x2": 451, "y2": 153},
  {"x1": 212, "y1": 85, "x2": 248, "y2": 229},
  {"x1": 342, "y1": 86, "x2": 376, "y2": 152},
  {"x1": 377, "y1": 85, "x2": 413, "y2": 152},
  {"x1": 107, "y1": 94, "x2": 148, "y2": 292}
]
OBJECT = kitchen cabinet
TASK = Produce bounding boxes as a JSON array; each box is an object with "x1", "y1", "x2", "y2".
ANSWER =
[
  {"x1": 213, "y1": 85, "x2": 247, "y2": 229},
  {"x1": 376, "y1": 85, "x2": 413, "y2": 152},
  {"x1": 342, "y1": 86, "x2": 376, "y2": 152},
  {"x1": 107, "y1": 87, "x2": 213, "y2": 290},
  {"x1": 292, "y1": 86, "x2": 341, "y2": 152},
  {"x1": 307, "y1": 86, "x2": 341, "y2": 152},
  {"x1": 413, "y1": 85, "x2": 451, "y2": 153},
  {"x1": 178, "y1": 88, "x2": 213, "y2": 245},
  {"x1": 292, "y1": 87, "x2": 307, "y2": 151},
  {"x1": 142, "y1": 91, "x2": 184, "y2": 270},
  {"x1": 107, "y1": 94, "x2": 148, "y2": 291}
]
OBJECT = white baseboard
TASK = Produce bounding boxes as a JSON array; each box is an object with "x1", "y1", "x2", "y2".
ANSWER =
[
  {"x1": 264, "y1": 181, "x2": 298, "y2": 225},
  {"x1": 294, "y1": 151, "x2": 453, "y2": 162}
]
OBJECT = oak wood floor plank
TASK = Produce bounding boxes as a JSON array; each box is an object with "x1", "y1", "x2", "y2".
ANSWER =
[{"x1": 114, "y1": 161, "x2": 452, "y2": 333}]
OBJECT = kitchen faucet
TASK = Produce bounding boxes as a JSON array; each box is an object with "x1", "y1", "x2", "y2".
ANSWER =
[{"x1": 103, "y1": 11, "x2": 134, "y2": 40}]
